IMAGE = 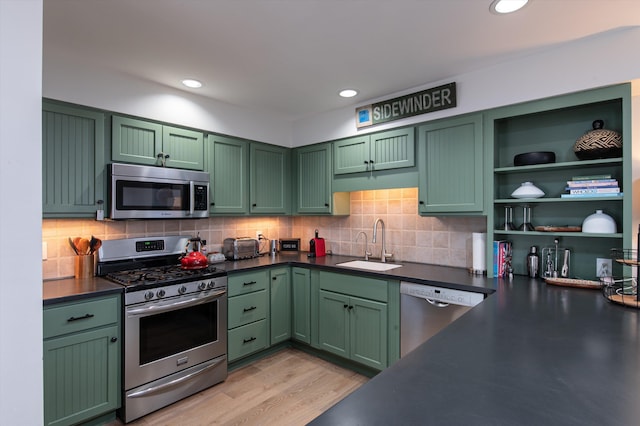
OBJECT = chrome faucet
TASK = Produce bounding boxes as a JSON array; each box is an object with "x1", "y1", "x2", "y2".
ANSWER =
[
  {"x1": 354, "y1": 231, "x2": 371, "y2": 261},
  {"x1": 372, "y1": 218, "x2": 393, "y2": 263}
]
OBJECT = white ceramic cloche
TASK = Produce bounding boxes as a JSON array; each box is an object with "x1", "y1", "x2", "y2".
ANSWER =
[
  {"x1": 582, "y1": 210, "x2": 616, "y2": 233},
  {"x1": 511, "y1": 182, "x2": 545, "y2": 199}
]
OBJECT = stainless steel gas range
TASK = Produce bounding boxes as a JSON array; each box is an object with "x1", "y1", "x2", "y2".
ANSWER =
[{"x1": 97, "y1": 236, "x2": 228, "y2": 423}]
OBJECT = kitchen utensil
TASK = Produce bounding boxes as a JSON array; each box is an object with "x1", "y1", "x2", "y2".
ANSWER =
[
  {"x1": 511, "y1": 182, "x2": 544, "y2": 199},
  {"x1": 573, "y1": 120, "x2": 622, "y2": 160},
  {"x1": 582, "y1": 210, "x2": 616, "y2": 233},
  {"x1": 77, "y1": 238, "x2": 90, "y2": 255},
  {"x1": 561, "y1": 249, "x2": 569, "y2": 277},
  {"x1": 513, "y1": 151, "x2": 555, "y2": 166},
  {"x1": 68, "y1": 237, "x2": 79, "y2": 255},
  {"x1": 181, "y1": 236, "x2": 208, "y2": 269},
  {"x1": 90, "y1": 237, "x2": 102, "y2": 254}
]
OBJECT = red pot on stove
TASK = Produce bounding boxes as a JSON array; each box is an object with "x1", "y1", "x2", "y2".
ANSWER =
[{"x1": 181, "y1": 236, "x2": 209, "y2": 269}]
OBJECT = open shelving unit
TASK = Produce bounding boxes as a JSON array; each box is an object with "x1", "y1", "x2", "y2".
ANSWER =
[{"x1": 484, "y1": 84, "x2": 631, "y2": 279}]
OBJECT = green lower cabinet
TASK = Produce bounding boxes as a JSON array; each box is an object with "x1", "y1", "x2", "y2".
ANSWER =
[
  {"x1": 292, "y1": 267, "x2": 311, "y2": 344},
  {"x1": 43, "y1": 295, "x2": 121, "y2": 426},
  {"x1": 228, "y1": 319, "x2": 269, "y2": 361},
  {"x1": 270, "y1": 267, "x2": 291, "y2": 345},
  {"x1": 318, "y1": 290, "x2": 388, "y2": 370}
]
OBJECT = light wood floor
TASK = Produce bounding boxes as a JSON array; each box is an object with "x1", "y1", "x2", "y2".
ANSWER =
[{"x1": 108, "y1": 348, "x2": 368, "y2": 426}]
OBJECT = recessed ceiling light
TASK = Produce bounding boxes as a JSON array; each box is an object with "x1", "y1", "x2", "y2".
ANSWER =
[
  {"x1": 490, "y1": 0, "x2": 529, "y2": 14},
  {"x1": 339, "y1": 89, "x2": 358, "y2": 98},
  {"x1": 181, "y1": 79, "x2": 203, "y2": 88}
]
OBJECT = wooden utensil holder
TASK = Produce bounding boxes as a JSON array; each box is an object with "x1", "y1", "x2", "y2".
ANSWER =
[{"x1": 74, "y1": 254, "x2": 95, "y2": 278}]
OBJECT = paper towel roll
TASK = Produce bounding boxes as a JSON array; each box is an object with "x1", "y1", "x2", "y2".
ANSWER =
[{"x1": 472, "y1": 232, "x2": 486, "y2": 273}]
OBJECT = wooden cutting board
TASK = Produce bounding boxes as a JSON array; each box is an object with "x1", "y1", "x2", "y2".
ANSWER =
[{"x1": 534, "y1": 226, "x2": 582, "y2": 232}]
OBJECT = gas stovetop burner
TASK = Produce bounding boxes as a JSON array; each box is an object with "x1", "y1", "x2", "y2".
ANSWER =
[{"x1": 106, "y1": 264, "x2": 224, "y2": 287}]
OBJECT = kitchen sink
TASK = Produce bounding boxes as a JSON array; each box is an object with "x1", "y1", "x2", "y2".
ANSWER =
[{"x1": 336, "y1": 260, "x2": 403, "y2": 271}]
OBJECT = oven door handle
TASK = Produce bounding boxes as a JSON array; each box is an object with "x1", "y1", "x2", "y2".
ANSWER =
[
  {"x1": 128, "y1": 356, "x2": 227, "y2": 398},
  {"x1": 127, "y1": 290, "x2": 226, "y2": 316}
]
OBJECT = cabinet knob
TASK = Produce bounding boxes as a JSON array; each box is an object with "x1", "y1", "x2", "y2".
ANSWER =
[
  {"x1": 343, "y1": 304, "x2": 348, "y2": 309},
  {"x1": 369, "y1": 160, "x2": 374, "y2": 164},
  {"x1": 419, "y1": 200, "x2": 425, "y2": 205},
  {"x1": 110, "y1": 337, "x2": 118, "y2": 343},
  {"x1": 364, "y1": 161, "x2": 369, "y2": 165},
  {"x1": 272, "y1": 276, "x2": 277, "y2": 280},
  {"x1": 348, "y1": 305, "x2": 354, "y2": 310},
  {"x1": 252, "y1": 203, "x2": 257, "y2": 207},
  {"x1": 324, "y1": 203, "x2": 329, "y2": 207},
  {"x1": 211, "y1": 202, "x2": 215, "y2": 206}
]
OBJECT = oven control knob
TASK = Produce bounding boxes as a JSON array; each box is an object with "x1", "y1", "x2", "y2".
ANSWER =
[
  {"x1": 207, "y1": 281, "x2": 215, "y2": 289},
  {"x1": 198, "y1": 282, "x2": 207, "y2": 291},
  {"x1": 157, "y1": 289, "x2": 166, "y2": 298},
  {"x1": 178, "y1": 285, "x2": 187, "y2": 294},
  {"x1": 144, "y1": 291, "x2": 155, "y2": 301}
]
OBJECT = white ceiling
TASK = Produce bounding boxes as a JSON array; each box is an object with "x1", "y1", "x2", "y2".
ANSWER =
[{"x1": 43, "y1": 0, "x2": 640, "y2": 121}]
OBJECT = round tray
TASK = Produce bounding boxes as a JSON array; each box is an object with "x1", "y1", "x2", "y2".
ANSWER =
[
  {"x1": 544, "y1": 277, "x2": 602, "y2": 289},
  {"x1": 534, "y1": 226, "x2": 582, "y2": 232}
]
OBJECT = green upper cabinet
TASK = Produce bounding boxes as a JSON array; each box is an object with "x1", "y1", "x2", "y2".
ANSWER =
[
  {"x1": 112, "y1": 116, "x2": 204, "y2": 170},
  {"x1": 205, "y1": 134, "x2": 249, "y2": 214},
  {"x1": 293, "y1": 143, "x2": 332, "y2": 214},
  {"x1": 250, "y1": 143, "x2": 291, "y2": 214},
  {"x1": 334, "y1": 127, "x2": 415, "y2": 175},
  {"x1": 418, "y1": 114, "x2": 483, "y2": 215},
  {"x1": 42, "y1": 102, "x2": 106, "y2": 218}
]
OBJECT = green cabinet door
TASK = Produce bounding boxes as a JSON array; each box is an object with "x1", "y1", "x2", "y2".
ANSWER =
[
  {"x1": 111, "y1": 116, "x2": 162, "y2": 166},
  {"x1": 42, "y1": 102, "x2": 106, "y2": 218},
  {"x1": 333, "y1": 135, "x2": 370, "y2": 174},
  {"x1": 270, "y1": 267, "x2": 291, "y2": 345},
  {"x1": 205, "y1": 134, "x2": 249, "y2": 214},
  {"x1": 43, "y1": 325, "x2": 120, "y2": 426},
  {"x1": 294, "y1": 144, "x2": 332, "y2": 214},
  {"x1": 250, "y1": 143, "x2": 290, "y2": 214},
  {"x1": 112, "y1": 116, "x2": 204, "y2": 170},
  {"x1": 349, "y1": 296, "x2": 387, "y2": 370},
  {"x1": 318, "y1": 290, "x2": 350, "y2": 358},
  {"x1": 418, "y1": 114, "x2": 483, "y2": 214},
  {"x1": 333, "y1": 127, "x2": 415, "y2": 175},
  {"x1": 369, "y1": 127, "x2": 415, "y2": 172},
  {"x1": 292, "y1": 267, "x2": 311, "y2": 344},
  {"x1": 162, "y1": 125, "x2": 204, "y2": 170}
]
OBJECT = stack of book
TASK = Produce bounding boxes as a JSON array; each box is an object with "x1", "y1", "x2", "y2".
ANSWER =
[
  {"x1": 561, "y1": 174, "x2": 623, "y2": 198},
  {"x1": 493, "y1": 240, "x2": 512, "y2": 277}
]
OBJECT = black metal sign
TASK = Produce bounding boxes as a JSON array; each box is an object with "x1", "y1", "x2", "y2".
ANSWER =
[{"x1": 356, "y1": 82, "x2": 457, "y2": 128}]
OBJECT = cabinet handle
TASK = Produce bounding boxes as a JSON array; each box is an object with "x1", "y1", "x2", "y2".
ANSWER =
[
  {"x1": 243, "y1": 337, "x2": 257, "y2": 344},
  {"x1": 252, "y1": 203, "x2": 257, "y2": 207},
  {"x1": 348, "y1": 305, "x2": 354, "y2": 310},
  {"x1": 243, "y1": 306, "x2": 257, "y2": 312},
  {"x1": 272, "y1": 276, "x2": 277, "y2": 280},
  {"x1": 243, "y1": 281, "x2": 257, "y2": 286},
  {"x1": 110, "y1": 337, "x2": 118, "y2": 343},
  {"x1": 369, "y1": 160, "x2": 374, "y2": 164},
  {"x1": 67, "y1": 313, "x2": 94, "y2": 322},
  {"x1": 343, "y1": 304, "x2": 348, "y2": 309},
  {"x1": 211, "y1": 202, "x2": 215, "y2": 206},
  {"x1": 364, "y1": 160, "x2": 369, "y2": 165},
  {"x1": 324, "y1": 203, "x2": 329, "y2": 207},
  {"x1": 419, "y1": 201, "x2": 425, "y2": 205}
]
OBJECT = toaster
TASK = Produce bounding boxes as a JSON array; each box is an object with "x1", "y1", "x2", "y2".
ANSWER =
[{"x1": 223, "y1": 237, "x2": 259, "y2": 260}]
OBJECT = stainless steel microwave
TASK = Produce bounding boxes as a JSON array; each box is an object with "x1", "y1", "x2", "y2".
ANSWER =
[{"x1": 109, "y1": 163, "x2": 209, "y2": 219}]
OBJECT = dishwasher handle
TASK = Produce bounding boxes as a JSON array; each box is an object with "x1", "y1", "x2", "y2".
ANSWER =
[{"x1": 425, "y1": 298, "x2": 450, "y2": 308}]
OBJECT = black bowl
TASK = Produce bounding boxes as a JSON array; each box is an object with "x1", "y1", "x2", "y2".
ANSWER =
[{"x1": 514, "y1": 151, "x2": 555, "y2": 166}]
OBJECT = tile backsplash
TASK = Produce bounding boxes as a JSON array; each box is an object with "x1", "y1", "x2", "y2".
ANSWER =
[{"x1": 42, "y1": 188, "x2": 487, "y2": 279}]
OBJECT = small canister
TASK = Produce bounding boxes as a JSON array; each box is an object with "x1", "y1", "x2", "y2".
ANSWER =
[
  {"x1": 526, "y1": 246, "x2": 539, "y2": 278},
  {"x1": 270, "y1": 239, "x2": 277, "y2": 254}
]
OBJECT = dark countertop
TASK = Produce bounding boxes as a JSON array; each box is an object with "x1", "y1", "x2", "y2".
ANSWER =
[
  {"x1": 310, "y1": 276, "x2": 640, "y2": 426},
  {"x1": 43, "y1": 276, "x2": 123, "y2": 306},
  {"x1": 43, "y1": 253, "x2": 640, "y2": 425}
]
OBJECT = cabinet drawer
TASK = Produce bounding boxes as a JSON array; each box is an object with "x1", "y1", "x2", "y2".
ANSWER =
[
  {"x1": 44, "y1": 295, "x2": 120, "y2": 339},
  {"x1": 228, "y1": 290, "x2": 268, "y2": 329},
  {"x1": 319, "y1": 271, "x2": 388, "y2": 302},
  {"x1": 228, "y1": 319, "x2": 268, "y2": 361},
  {"x1": 228, "y1": 270, "x2": 269, "y2": 297}
]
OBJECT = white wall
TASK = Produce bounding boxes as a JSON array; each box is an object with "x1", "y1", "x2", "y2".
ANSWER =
[
  {"x1": 0, "y1": 0, "x2": 43, "y2": 424},
  {"x1": 293, "y1": 26, "x2": 640, "y2": 146},
  {"x1": 43, "y1": 47, "x2": 293, "y2": 147}
]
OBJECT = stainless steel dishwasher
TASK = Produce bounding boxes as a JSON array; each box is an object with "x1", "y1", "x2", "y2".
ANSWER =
[{"x1": 400, "y1": 281, "x2": 484, "y2": 357}]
